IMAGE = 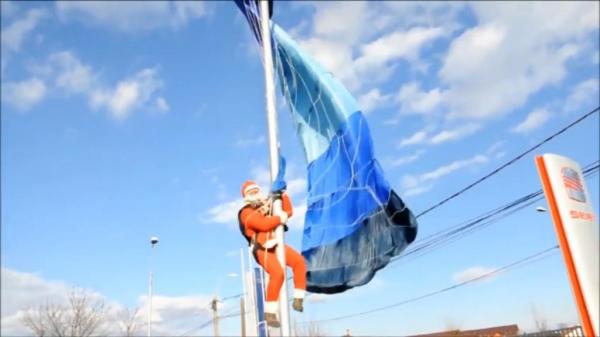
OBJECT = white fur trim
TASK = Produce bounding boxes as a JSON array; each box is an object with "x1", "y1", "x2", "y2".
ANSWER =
[
  {"x1": 243, "y1": 183, "x2": 260, "y2": 196},
  {"x1": 264, "y1": 239, "x2": 278, "y2": 249},
  {"x1": 293, "y1": 289, "x2": 306, "y2": 299},
  {"x1": 264, "y1": 301, "x2": 278, "y2": 313},
  {"x1": 277, "y1": 211, "x2": 288, "y2": 224}
]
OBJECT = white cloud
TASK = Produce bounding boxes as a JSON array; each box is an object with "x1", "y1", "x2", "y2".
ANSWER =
[
  {"x1": 49, "y1": 51, "x2": 95, "y2": 94},
  {"x1": 286, "y1": 178, "x2": 307, "y2": 198},
  {"x1": 401, "y1": 154, "x2": 489, "y2": 196},
  {"x1": 1, "y1": 266, "x2": 216, "y2": 336},
  {"x1": 203, "y1": 168, "x2": 307, "y2": 230},
  {"x1": 306, "y1": 293, "x2": 332, "y2": 303},
  {"x1": 452, "y1": 266, "x2": 497, "y2": 283},
  {"x1": 398, "y1": 124, "x2": 479, "y2": 147},
  {"x1": 90, "y1": 68, "x2": 163, "y2": 120},
  {"x1": 354, "y1": 26, "x2": 444, "y2": 82},
  {"x1": 138, "y1": 294, "x2": 213, "y2": 335},
  {"x1": 397, "y1": 81, "x2": 444, "y2": 115},
  {"x1": 55, "y1": 1, "x2": 209, "y2": 33},
  {"x1": 440, "y1": 2, "x2": 599, "y2": 120},
  {"x1": 203, "y1": 199, "x2": 244, "y2": 225},
  {"x1": 358, "y1": 88, "x2": 392, "y2": 114},
  {"x1": 7, "y1": 51, "x2": 165, "y2": 119},
  {"x1": 1, "y1": 7, "x2": 45, "y2": 52},
  {"x1": 404, "y1": 185, "x2": 434, "y2": 197},
  {"x1": 511, "y1": 109, "x2": 551, "y2": 134},
  {"x1": 563, "y1": 78, "x2": 600, "y2": 114},
  {"x1": 429, "y1": 123, "x2": 480, "y2": 144},
  {"x1": 399, "y1": 130, "x2": 428, "y2": 147},
  {"x1": 235, "y1": 135, "x2": 266, "y2": 148},
  {"x1": 420, "y1": 155, "x2": 488, "y2": 182},
  {"x1": 1, "y1": 77, "x2": 47, "y2": 110},
  {"x1": 295, "y1": 2, "x2": 452, "y2": 92},
  {"x1": 155, "y1": 96, "x2": 170, "y2": 113},
  {"x1": 389, "y1": 150, "x2": 425, "y2": 167}
]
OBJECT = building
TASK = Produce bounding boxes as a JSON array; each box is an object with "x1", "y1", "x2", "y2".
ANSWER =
[{"x1": 408, "y1": 324, "x2": 520, "y2": 337}]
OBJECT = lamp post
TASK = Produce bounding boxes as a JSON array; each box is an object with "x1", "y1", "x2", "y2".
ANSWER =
[{"x1": 148, "y1": 236, "x2": 159, "y2": 337}]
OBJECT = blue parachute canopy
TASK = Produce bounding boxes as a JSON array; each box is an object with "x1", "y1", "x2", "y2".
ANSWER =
[{"x1": 235, "y1": 2, "x2": 418, "y2": 294}]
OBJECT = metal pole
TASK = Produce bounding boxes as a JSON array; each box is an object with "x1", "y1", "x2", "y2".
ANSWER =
[
  {"x1": 241, "y1": 297, "x2": 247, "y2": 337},
  {"x1": 148, "y1": 237, "x2": 158, "y2": 337},
  {"x1": 148, "y1": 270, "x2": 153, "y2": 337},
  {"x1": 258, "y1": 1, "x2": 291, "y2": 336},
  {"x1": 240, "y1": 248, "x2": 248, "y2": 337},
  {"x1": 211, "y1": 297, "x2": 220, "y2": 337}
]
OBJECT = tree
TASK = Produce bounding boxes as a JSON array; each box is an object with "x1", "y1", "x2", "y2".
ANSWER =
[
  {"x1": 117, "y1": 306, "x2": 142, "y2": 337},
  {"x1": 530, "y1": 303, "x2": 548, "y2": 332},
  {"x1": 294, "y1": 320, "x2": 328, "y2": 337},
  {"x1": 21, "y1": 288, "x2": 108, "y2": 337}
]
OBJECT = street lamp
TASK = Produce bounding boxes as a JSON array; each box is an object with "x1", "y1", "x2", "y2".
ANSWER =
[{"x1": 148, "y1": 236, "x2": 159, "y2": 337}]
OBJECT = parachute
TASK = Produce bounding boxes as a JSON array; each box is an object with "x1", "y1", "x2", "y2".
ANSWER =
[{"x1": 235, "y1": 0, "x2": 418, "y2": 294}]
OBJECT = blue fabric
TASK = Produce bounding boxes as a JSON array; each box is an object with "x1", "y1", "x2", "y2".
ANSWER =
[
  {"x1": 234, "y1": 2, "x2": 418, "y2": 294},
  {"x1": 271, "y1": 155, "x2": 287, "y2": 192},
  {"x1": 272, "y1": 25, "x2": 418, "y2": 293}
]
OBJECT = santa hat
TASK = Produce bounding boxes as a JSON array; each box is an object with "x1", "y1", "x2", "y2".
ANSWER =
[{"x1": 241, "y1": 180, "x2": 260, "y2": 197}]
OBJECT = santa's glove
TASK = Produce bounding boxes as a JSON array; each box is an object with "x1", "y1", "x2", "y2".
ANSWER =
[
  {"x1": 284, "y1": 224, "x2": 289, "y2": 232},
  {"x1": 277, "y1": 211, "x2": 288, "y2": 224},
  {"x1": 271, "y1": 190, "x2": 284, "y2": 202}
]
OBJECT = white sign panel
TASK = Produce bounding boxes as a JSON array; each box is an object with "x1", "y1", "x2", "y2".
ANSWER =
[{"x1": 538, "y1": 154, "x2": 599, "y2": 336}]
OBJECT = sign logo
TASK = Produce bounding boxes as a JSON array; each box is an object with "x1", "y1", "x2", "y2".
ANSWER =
[{"x1": 561, "y1": 167, "x2": 586, "y2": 203}]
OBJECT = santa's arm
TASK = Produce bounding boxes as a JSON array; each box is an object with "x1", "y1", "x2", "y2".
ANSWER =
[
  {"x1": 281, "y1": 193, "x2": 293, "y2": 218},
  {"x1": 241, "y1": 208, "x2": 283, "y2": 232}
]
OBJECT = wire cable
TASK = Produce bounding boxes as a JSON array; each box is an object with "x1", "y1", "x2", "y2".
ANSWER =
[
  {"x1": 298, "y1": 245, "x2": 559, "y2": 325},
  {"x1": 416, "y1": 107, "x2": 599, "y2": 219}
]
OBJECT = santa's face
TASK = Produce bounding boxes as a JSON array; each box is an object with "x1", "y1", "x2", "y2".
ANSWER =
[{"x1": 245, "y1": 188, "x2": 267, "y2": 207}]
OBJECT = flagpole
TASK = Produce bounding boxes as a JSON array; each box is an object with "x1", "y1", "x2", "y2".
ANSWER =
[{"x1": 258, "y1": 1, "x2": 291, "y2": 336}]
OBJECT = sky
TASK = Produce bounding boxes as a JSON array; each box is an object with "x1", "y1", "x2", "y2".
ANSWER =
[{"x1": 1, "y1": 1, "x2": 599, "y2": 336}]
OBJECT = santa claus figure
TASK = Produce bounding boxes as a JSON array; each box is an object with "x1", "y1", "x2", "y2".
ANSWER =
[{"x1": 238, "y1": 180, "x2": 307, "y2": 328}]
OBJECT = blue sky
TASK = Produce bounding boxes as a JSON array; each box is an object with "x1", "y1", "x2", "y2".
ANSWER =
[{"x1": 1, "y1": 1, "x2": 599, "y2": 336}]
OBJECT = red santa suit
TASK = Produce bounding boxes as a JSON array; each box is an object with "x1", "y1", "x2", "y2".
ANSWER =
[{"x1": 238, "y1": 180, "x2": 307, "y2": 315}]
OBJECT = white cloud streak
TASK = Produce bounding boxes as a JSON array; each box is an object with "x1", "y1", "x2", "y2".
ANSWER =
[
  {"x1": 401, "y1": 154, "x2": 489, "y2": 196},
  {"x1": 511, "y1": 109, "x2": 551, "y2": 134},
  {"x1": 1, "y1": 7, "x2": 45, "y2": 52},
  {"x1": 55, "y1": 1, "x2": 209, "y2": 33},
  {"x1": 440, "y1": 2, "x2": 599, "y2": 120},
  {"x1": 398, "y1": 124, "x2": 480, "y2": 147},
  {"x1": 358, "y1": 88, "x2": 392, "y2": 114},
  {"x1": 90, "y1": 67, "x2": 164, "y2": 121},
  {"x1": 452, "y1": 266, "x2": 497, "y2": 283},
  {"x1": 235, "y1": 135, "x2": 266, "y2": 148},
  {"x1": 1, "y1": 266, "x2": 216, "y2": 336},
  {"x1": 563, "y1": 78, "x2": 600, "y2": 114},
  {"x1": 389, "y1": 150, "x2": 425, "y2": 167},
  {"x1": 1, "y1": 77, "x2": 47, "y2": 111}
]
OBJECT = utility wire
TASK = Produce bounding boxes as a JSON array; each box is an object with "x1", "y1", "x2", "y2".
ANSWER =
[
  {"x1": 220, "y1": 292, "x2": 244, "y2": 302},
  {"x1": 298, "y1": 245, "x2": 559, "y2": 325},
  {"x1": 392, "y1": 161, "x2": 598, "y2": 265},
  {"x1": 416, "y1": 107, "x2": 599, "y2": 219},
  {"x1": 178, "y1": 311, "x2": 244, "y2": 336},
  {"x1": 296, "y1": 161, "x2": 598, "y2": 324}
]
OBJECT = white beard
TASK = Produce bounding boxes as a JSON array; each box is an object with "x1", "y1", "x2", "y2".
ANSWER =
[{"x1": 245, "y1": 193, "x2": 268, "y2": 208}]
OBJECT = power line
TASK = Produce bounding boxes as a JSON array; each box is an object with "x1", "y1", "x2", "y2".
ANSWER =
[
  {"x1": 298, "y1": 245, "x2": 559, "y2": 325},
  {"x1": 178, "y1": 311, "x2": 244, "y2": 337},
  {"x1": 391, "y1": 160, "x2": 598, "y2": 265},
  {"x1": 416, "y1": 106, "x2": 599, "y2": 219},
  {"x1": 220, "y1": 292, "x2": 244, "y2": 302}
]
